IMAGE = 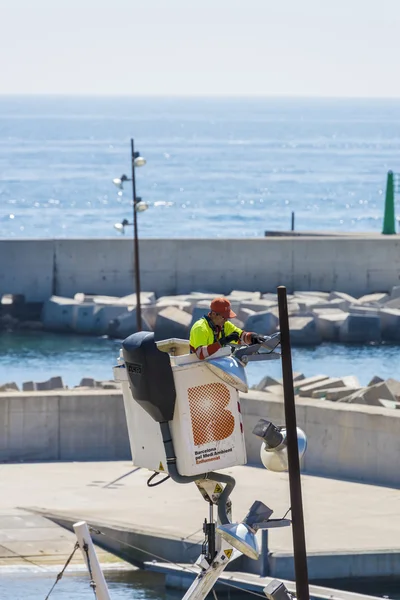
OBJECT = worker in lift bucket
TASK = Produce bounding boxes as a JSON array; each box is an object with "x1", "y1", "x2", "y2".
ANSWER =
[{"x1": 189, "y1": 297, "x2": 265, "y2": 360}]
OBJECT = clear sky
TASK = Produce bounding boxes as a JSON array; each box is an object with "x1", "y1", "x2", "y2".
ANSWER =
[{"x1": 0, "y1": 0, "x2": 399, "y2": 97}]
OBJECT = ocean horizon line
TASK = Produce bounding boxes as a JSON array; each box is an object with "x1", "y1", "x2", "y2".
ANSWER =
[{"x1": 0, "y1": 93, "x2": 399, "y2": 102}]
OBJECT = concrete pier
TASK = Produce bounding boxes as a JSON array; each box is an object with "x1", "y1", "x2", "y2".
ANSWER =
[
  {"x1": 1, "y1": 388, "x2": 400, "y2": 488},
  {"x1": 1, "y1": 461, "x2": 400, "y2": 583},
  {"x1": 1, "y1": 234, "x2": 400, "y2": 301}
]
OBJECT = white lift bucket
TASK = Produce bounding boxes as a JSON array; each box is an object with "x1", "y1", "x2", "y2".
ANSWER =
[{"x1": 113, "y1": 336, "x2": 247, "y2": 476}]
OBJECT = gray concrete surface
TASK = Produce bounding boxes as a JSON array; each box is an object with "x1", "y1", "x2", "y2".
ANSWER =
[
  {"x1": 1, "y1": 461, "x2": 400, "y2": 581},
  {"x1": 2, "y1": 389, "x2": 400, "y2": 489},
  {"x1": 0, "y1": 390, "x2": 130, "y2": 462},
  {"x1": 0, "y1": 508, "x2": 120, "y2": 568},
  {"x1": 2, "y1": 235, "x2": 400, "y2": 301}
]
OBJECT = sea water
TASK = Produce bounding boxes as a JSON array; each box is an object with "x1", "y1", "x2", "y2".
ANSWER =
[
  {"x1": 0, "y1": 331, "x2": 399, "y2": 389},
  {"x1": 1, "y1": 96, "x2": 399, "y2": 239},
  {"x1": 0, "y1": 568, "x2": 180, "y2": 600},
  {"x1": 0, "y1": 567, "x2": 399, "y2": 599}
]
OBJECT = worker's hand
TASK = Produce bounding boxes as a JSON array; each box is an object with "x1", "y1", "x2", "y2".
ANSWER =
[
  {"x1": 219, "y1": 332, "x2": 240, "y2": 346},
  {"x1": 250, "y1": 333, "x2": 265, "y2": 345}
]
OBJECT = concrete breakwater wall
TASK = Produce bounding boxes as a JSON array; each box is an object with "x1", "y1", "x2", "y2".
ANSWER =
[
  {"x1": 2, "y1": 235, "x2": 400, "y2": 302},
  {"x1": 1, "y1": 388, "x2": 399, "y2": 488}
]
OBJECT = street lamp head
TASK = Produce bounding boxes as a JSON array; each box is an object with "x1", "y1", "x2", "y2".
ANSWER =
[
  {"x1": 114, "y1": 222, "x2": 125, "y2": 233},
  {"x1": 134, "y1": 156, "x2": 146, "y2": 168},
  {"x1": 112, "y1": 178, "x2": 123, "y2": 190},
  {"x1": 135, "y1": 200, "x2": 149, "y2": 212},
  {"x1": 112, "y1": 174, "x2": 130, "y2": 190},
  {"x1": 114, "y1": 218, "x2": 130, "y2": 234}
]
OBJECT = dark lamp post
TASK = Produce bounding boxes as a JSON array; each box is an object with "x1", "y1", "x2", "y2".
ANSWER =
[{"x1": 112, "y1": 138, "x2": 147, "y2": 332}]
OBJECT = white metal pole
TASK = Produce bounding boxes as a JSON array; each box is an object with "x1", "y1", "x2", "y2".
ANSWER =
[{"x1": 73, "y1": 520, "x2": 111, "y2": 600}]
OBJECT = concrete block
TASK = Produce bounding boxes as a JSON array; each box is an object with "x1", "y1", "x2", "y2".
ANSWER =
[
  {"x1": 299, "y1": 378, "x2": 345, "y2": 398},
  {"x1": 98, "y1": 382, "x2": 120, "y2": 389},
  {"x1": 293, "y1": 372, "x2": 305, "y2": 382},
  {"x1": 328, "y1": 291, "x2": 359, "y2": 304},
  {"x1": 312, "y1": 309, "x2": 345, "y2": 323},
  {"x1": 193, "y1": 300, "x2": 212, "y2": 310},
  {"x1": 78, "y1": 377, "x2": 97, "y2": 388},
  {"x1": 156, "y1": 300, "x2": 192, "y2": 313},
  {"x1": 41, "y1": 296, "x2": 79, "y2": 332},
  {"x1": 73, "y1": 303, "x2": 132, "y2": 335},
  {"x1": 293, "y1": 375, "x2": 329, "y2": 394},
  {"x1": 312, "y1": 386, "x2": 353, "y2": 399},
  {"x1": 116, "y1": 292, "x2": 156, "y2": 305},
  {"x1": 358, "y1": 293, "x2": 389, "y2": 305},
  {"x1": 263, "y1": 384, "x2": 284, "y2": 397},
  {"x1": 72, "y1": 303, "x2": 98, "y2": 334},
  {"x1": 36, "y1": 376, "x2": 64, "y2": 391},
  {"x1": 296, "y1": 297, "x2": 326, "y2": 311},
  {"x1": 238, "y1": 307, "x2": 256, "y2": 323},
  {"x1": 74, "y1": 293, "x2": 96, "y2": 302},
  {"x1": 22, "y1": 381, "x2": 35, "y2": 392},
  {"x1": 261, "y1": 293, "x2": 279, "y2": 301},
  {"x1": 23, "y1": 377, "x2": 65, "y2": 392},
  {"x1": 190, "y1": 306, "x2": 208, "y2": 327},
  {"x1": 348, "y1": 305, "x2": 379, "y2": 316},
  {"x1": 243, "y1": 310, "x2": 279, "y2": 335},
  {"x1": 277, "y1": 372, "x2": 305, "y2": 384},
  {"x1": 339, "y1": 382, "x2": 396, "y2": 406},
  {"x1": 156, "y1": 295, "x2": 197, "y2": 306},
  {"x1": 368, "y1": 375, "x2": 384, "y2": 386},
  {"x1": 341, "y1": 375, "x2": 361, "y2": 388},
  {"x1": 314, "y1": 312, "x2": 348, "y2": 342},
  {"x1": 379, "y1": 399, "x2": 400, "y2": 409},
  {"x1": 287, "y1": 301, "x2": 301, "y2": 314},
  {"x1": 385, "y1": 378, "x2": 400, "y2": 399},
  {"x1": 306, "y1": 298, "x2": 351, "y2": 312},
  {"x1": 390, "y1": 285, "x2": 400, "y2": 299},
  {"x1": 228, "y1": 290, "x2": 261, "y2": 300},
  {"x1": 240, "y1": 300, "x2": 277, "y2": 313},
  {"x1": 362, "y1": 382, "x2": 396, "y2": 405},
  {"x1": 190, "y1": 292, "x2": 224, "y2": 300},
  {"x1": 90, "y1": 305, "x2": 130, "y2": 335},
  {"x1": 288, "y1": 316, "x2": 321, "y2": 345},
  {"x1": 155, "y1": 307, "x2": 191, "y2": 341},
  {"x1": 380, "y1": 308, "x2": 400, "y2": 341},
  {"x1": 91, "y1": 295, "x2": 123, "y2": 304},
  {"x1": 107, "y1": 308, "x2": 152, "y2": 339},
  {"x1": 339, "y1": 314, "x2": 381, "y2": 343},
  {"x1": 253, "y1": 375, "x2": 282, "y2": 391},
  {"x1": 293, "y1": 291, "x2": 330, "y2": 300},
  {"x1": 1, "y1": 293, "x2": 25, "y2": 306},
  {"x1": 324, "y1": 387, "x2": 362, "y2": 401},
  {"x1": 381, "y1": 297, "x2": 400, "y2": 309},
  {"x1": 0, "y1": 382, "x2": 19, "y2": 392}
]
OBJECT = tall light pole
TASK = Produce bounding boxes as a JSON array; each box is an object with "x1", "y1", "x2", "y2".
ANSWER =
[{"x1": 112, "y1": 138, "x2": 147, "y2": 332}]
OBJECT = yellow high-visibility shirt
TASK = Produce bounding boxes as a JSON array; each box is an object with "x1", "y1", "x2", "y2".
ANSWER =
[{"x1": 190, "y1": 317, "x2": 243, "y2": 352}]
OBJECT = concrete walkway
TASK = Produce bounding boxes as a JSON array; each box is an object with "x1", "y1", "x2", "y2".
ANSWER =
[{"x1": 1, "y1": 461, "x2": 400, "y2": 580}]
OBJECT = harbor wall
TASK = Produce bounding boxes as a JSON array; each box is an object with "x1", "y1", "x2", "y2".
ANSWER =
[
  {"x1": 1, "y1": 388, "x2": 399, "y2": 489},
  {"x1": 1, "y1": 235, "x2": 400, "y2": 302}
]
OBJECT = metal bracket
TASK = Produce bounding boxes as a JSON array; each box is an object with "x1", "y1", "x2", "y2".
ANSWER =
[{"x1": 182, "y1": 538, "x2": 240, "y2": 600}]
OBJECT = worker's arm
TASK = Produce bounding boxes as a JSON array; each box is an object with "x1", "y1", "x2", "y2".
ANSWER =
[
  {"x1": 191, "y1": 340, "x2": 221, "y2": 360},
  {"x1": 224, "y1": 322, "x2": 264, "y2": 345}
]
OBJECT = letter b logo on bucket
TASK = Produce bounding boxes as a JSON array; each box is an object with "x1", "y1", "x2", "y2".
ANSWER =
[{"x1": 188, "y1": 383, "x2": 235, "y2": 446}]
